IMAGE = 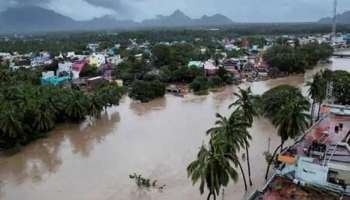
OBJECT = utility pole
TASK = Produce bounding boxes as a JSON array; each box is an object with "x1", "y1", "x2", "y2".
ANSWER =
[{"x1": 332, "y1": 0, "x2": 338, "y2": 45}]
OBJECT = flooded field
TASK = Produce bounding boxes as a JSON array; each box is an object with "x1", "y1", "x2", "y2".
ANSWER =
[{"x1": 0, "y1": 56, "x2": 349, "y2": 200}]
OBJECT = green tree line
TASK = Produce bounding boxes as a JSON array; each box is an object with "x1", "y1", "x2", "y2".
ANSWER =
[{"x1": 0, "y1": 65, "x2": 125, "y2": 150}]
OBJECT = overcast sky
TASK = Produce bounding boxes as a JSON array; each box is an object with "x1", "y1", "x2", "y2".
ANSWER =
[{"x1": 1, "y1": 0, "x2": 350, "y2": 22}]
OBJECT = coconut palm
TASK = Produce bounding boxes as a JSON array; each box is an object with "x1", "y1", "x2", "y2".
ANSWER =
[
  {"x1": 206, "y1": 113, "x2": 250, "y2": 191},
  {"x1": 229, "y1": 87, "x2": 258, "y2": 186},
  {"x1": 63, "y1": 91, "x2": 89, "y2": 121},
  {"x1": 229, "y1": 87, "x2": 258, "y2": 125},
  {"x1": 87, "y1": 93, "x2": 104, "y2": 118},
  {"x1": 187, "y1": 144, "x2": 238, "y2": 200},
  {"x1": 0, "y1": 103, "x2": 24, "y2": 139},
  {"x1": 307, "y1": 72, "x2": 327, "y2": 123},
  {"x1": 31, "y1": 100, "x2": 56, "y2": 132},
  {"x1": 262, "y1": 85, "x2": 310, "y2": 180}
]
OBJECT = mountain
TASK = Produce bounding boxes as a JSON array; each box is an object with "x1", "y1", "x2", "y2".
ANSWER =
[
  {"x1": 142, "y1": 10, "x2": 193, "y2": 27},
  {"x1": 319, "y1": 11, "x2": 350, "y2": 24},
  {"x1": 0, "y1": 6, "x2": 77, "y2": 33},
  {"x1": 0, "y1": 7, "x2": 234, "y2": 33},
  {"x1": 195, "y1": 14, "x2": 233, "y2": 26},
  {"x1": 142, "y1": 10, "x2": 234, "y2": 27}
]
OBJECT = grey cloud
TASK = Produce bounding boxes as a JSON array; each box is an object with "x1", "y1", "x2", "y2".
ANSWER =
[
  {"x1": 84, "y1": 0, "x2": 138, "y2": 18},
  {"x1": 1, "y1": 0, "x2": 350, "y2": 22},
  {"x1": 10, "y1": 0, "x2": 50, "y2": 5}
]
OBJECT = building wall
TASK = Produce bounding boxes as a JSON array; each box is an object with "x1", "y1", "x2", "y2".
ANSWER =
[{"x1": 295, "y1": 157, "x2": 328, "y2": 186}]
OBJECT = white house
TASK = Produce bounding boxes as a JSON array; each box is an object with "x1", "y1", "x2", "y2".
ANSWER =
[
  {"x1": 108, "y1": 55, "x2": 123, "y2": 65},
  {"x1": 67, "y1": 51, "x2": 76, "y2": 58},
  {"x1": 89, "y1": 53, "x2": 106, "y2": 67},
  {"x1": 57, "y1": 62, "x2": 72, "y2": 76}
]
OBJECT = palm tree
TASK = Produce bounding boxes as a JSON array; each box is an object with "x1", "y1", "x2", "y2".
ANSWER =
[
  {"x1": 229, "y1": 87, "x2": 258, "y2": 125},
  {"x1": 206, "y1": 113, "x2": 250, "y2": 191},
  {"x1": 63, "y1": 91, "x2": 89, "y2": 121},
  {"x1": 0, "y1": 103, "x2": 24, "y2": 139},
  {"x1": 229, "y1": 87, "x2": 258, "y2": 186},
  {"x1": 87, "y1": 93, "x2": 104, "y2": 118},
  {"x1": 306, "y1": 73, "x2": 320, "y2": 124},
  {"x1": 31, "y1": 100, "x2": 56, "y2": 132},
  {"x1": 187, "y1": 144, "x2": 238, "y2": 200},
  {"x1": 262, "y1": 85, "x2": 310, "y2": 180},
  {"x1": 307, "y1": 72, "x2": 327, "y2": 123}
]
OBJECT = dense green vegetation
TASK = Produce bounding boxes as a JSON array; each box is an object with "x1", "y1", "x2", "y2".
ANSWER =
[
  {"x1": 1, "y1": 23, "x2": 348, "y2": 55},
  {"x1": 80, "y1": 64, "x2": 99, "y2": 77},
  {"x1": 331, "y1": 70, "x2": 350, "y2": 105},
  {"x1": 307, "y1": 69, "x2": 350, "y2": 121},
  {"x1": 189, "y1": 76, "x2": 209, "y2": 93},
  {"x1": 0, "y1": 65, "x2": 125, "y2": 150},
  {"x1": 263, "y1": 42, "x2": 333, "y2": 73},
  {"x1": 129, "y1": 80, "x2": 166, "y2": 102}
]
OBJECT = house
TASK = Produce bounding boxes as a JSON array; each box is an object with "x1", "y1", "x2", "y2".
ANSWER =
[
  {"x1": 200, "y1": 48, "x2": 207, "y2": 54},
  {"x1": 11, "y1": 57, "x2": 31, "y2": 69},
  {"x1": 255, "y1": 54, "x2": 269, "y2": 69},
  {"x1": 108, "y1": 55, "x2": 123, "y2": 65},
  {"x1": 41, "y1": 71, "x2": 70, "y2": 86},
  {"x1": 72, "y1": 60, "x2": 87, "y2": 79},
  {"x1": 204, "y1": 60, "x2": 218, "y2": 76},
  {"x1": 88, "y1": 53, "x2": 106, "y2": 67},
  {"x1": 188, "y1": 61, "x2": 203, "y2": 68},
  {"x1": 102, "y1": 63, "x2": 113, "y2": 81},
  {"x1": 67, "y1": 51, "x2": 75, "y2": 58},
  {"x1": 0, "y1": 52, "x2": 11, "y2": 60},
  {"x1": 87, "y1": 43, "x2": 99, "y2": 52},
  {"x1": 222, "y1": 59, "x2": 240, "y2": 72},
  {"x1": 108, "y1": 47, "x2": 118, "y2": 56},
  {"x1": 135, "y1": 53, "x2": 143, "y2": 61},
  {"x1": 86, "y1": 76, "x2": 105, "y2": 89},
  {"x1": 276, "y1": 105, "x2": 350, "y2": 195},
  {"x1": 31, "y1": 52, "x2": 51, "y2": 67},
  {"x1": 57, "y1": 61, "x2": 72, "y2": 77},
  {"x1": 250, "y1": 105, "x2": 350, "y2": 200}
]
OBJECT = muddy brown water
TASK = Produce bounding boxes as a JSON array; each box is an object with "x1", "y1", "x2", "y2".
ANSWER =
[{"x1": 0, "y1": 56, "x2": 349, "y2": 200}]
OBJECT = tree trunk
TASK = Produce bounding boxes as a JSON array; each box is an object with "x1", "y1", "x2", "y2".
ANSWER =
[
  {"x1": 238, "y1": 161, "x2": 248, "y2": 191},
  {"x1": 264, "y1": 144, "x2": 282, "y2": 180},
  {"x1": 221, "y1": 188, "x2": 225, "y2": 200},
  {"x1": 245, "y1": 146, "x2": 253, "y2": 186},
  {"x1": 310, "y1": 101, "x2": 315, "y2": 125},
  {"x1": 317, "y1": 102, "x2": 322, "y2": 121},
  {"x1": 207, "y1": 192, "x2": 212, "y2": 200},
  {"x1": 280, "y1": 139, "x2": 285, "y2": 153}
]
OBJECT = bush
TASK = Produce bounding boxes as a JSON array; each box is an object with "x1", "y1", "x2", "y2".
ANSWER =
[
  {"x1": 129, "y1": 80, "x2": 166, "y2": 102},
  {"x1": 208, "y1": 76, "x2": 224, "y2": 88},
  {"x1": 80, "y1": 64, "x2": 100, "y2": 77},
  {"x1": 190, "y1": 76, "x2": 209, "y2": 93}
]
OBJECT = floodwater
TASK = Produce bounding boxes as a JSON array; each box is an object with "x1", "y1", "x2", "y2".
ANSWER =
[{"x1": 0, "y1": 55, "x2": 349, "y2": 200}]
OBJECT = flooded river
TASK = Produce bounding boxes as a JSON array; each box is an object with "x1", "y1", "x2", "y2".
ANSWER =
[{"x1": 0, "y1": 56, "x2": 349, "y2": 200}]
